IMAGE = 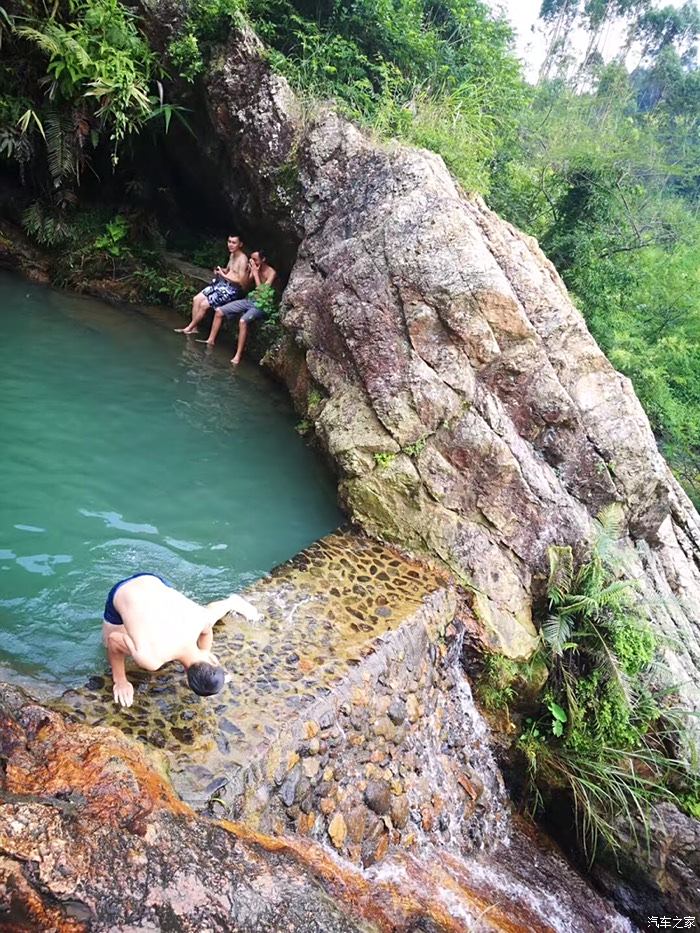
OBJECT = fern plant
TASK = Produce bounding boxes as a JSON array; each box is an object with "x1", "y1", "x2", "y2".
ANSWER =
[
  {"x1": 22, "y1": 200, "x2": 75, "y2": 246},
  {"x1": 15, "y1": 0, "x2": 161, "y2": 168},
  {"x1": 520, "y1": 505, "x2": 697, "y2": 861}
]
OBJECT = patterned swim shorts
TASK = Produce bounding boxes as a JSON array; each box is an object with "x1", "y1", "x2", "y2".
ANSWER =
[{"x1": 202, "y1": 280, "x2": 245, "y2": 309}]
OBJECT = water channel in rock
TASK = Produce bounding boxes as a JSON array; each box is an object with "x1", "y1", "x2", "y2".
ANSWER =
[{"x1": 0, "y1": 271, "x2": 341, "y2": 690}]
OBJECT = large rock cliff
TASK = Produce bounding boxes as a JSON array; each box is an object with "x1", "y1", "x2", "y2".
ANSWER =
[{"x1": 140, "y1": 11, "x2": 700, "y2": 715}]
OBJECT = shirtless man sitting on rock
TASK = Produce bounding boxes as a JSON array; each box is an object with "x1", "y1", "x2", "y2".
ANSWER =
[
  {"x1": 200, "y1": 248, "x2": 279, "y2": 365},
  {"x1": 102, "y1": 572, "x2": 261, "y2": 707},
  {"x1": 175, "y1": 234, "x2": 250, "y2": 335}
]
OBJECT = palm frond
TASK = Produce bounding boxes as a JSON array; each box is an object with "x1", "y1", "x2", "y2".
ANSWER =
[
  {"x1": 15, "y1": 24, "x2": 62, "y2": 56},
  {"x1": 593, "y1": 502, "x2": 626, "y2": 567},
  {"x1": 17, "y1": 108, "x2": 46, "y2": 142},
  {"x1": 595, "y1": 502, "x2": 625, "y2": 539},
  {"x1": 596, "y1": 578, "x2": 636, "y2": 610},
  {"x1": 542, "y1": 613, "x2": 573, "y2": 656},
  {"x1": 45, "y1": 110, "x2": 78, "y2": 183},
  {"x1": 63, "y1": 33, "x2": 92, "y2": 69}
]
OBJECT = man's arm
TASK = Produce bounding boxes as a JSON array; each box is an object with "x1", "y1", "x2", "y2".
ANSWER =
[
  {"x1": 105, "y1": 628, "x2": 137, "y2": 707},
  {"x1": 197, "y1": 625, "x2": 214, "y2": 652},
  {"x1": 204, "y1": 594, "x2": 262, "y2": 626}
]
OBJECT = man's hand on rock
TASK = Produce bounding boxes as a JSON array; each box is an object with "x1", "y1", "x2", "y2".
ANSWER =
[{"x1": 113, "y1": 680, "x2": 134, "y2": 708}]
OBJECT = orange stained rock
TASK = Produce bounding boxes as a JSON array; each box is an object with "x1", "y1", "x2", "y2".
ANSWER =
[
  {"x1": 0, "y1": 857, "x2": 86, "y2": 933},
  {"x1": 2, "y1": 705, "x2": 189, "y2": 830},
  {"x1": 217, "y1": 819, "x2": 557, "y2": 933}
]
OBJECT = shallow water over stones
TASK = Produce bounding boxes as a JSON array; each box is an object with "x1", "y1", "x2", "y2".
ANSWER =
[{"x1": 57, "y1": 531, "x2": 452, "y2": 804}]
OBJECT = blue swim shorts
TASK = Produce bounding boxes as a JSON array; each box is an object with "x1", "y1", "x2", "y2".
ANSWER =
[{"x1": 202, "y1": 280, "x2": 245, "y2": 309}]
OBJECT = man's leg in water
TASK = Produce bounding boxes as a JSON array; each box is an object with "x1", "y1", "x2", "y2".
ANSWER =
[
  {"x1": 175, "y1": 292, "x2": 209, "y2": 334},
  {"x1": 231, "y1": 305, "x2": 263, "y2": 365},
  {"x1": 183, "y1": 295, "x2": 212, "y2": 334},
  {"x1": 202, "y1": 308, "x2": 226, "y2": 346},
  {"x1": 231, "y1": 318, "x2": 249, "y2": 365}
]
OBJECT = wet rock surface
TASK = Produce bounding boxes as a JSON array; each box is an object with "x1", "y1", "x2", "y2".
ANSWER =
[
  {"x1": 251, "y1": 619, "x2": 508, "y2": 867},
  {"x1": 0, "y1": 679, "x2": 634, "y2": 933},
  {"x1": 57, "y1": 531, "x2": 454, "y2": 807},
  {"x1": 593, "y1": 801, "x2": 700, "y2": 924},
  {"x1": 0, "y1": 684, "x2": 364, "y2": 933}
]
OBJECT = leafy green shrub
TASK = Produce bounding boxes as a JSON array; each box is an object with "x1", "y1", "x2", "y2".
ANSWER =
[
  {"x1": 476, "y1": 654, "x2": 518, "y2": 713},
  {"x1": 94, "y1": 214, "x2": 130, "y2": 257},
  {"x1": 188, "y1": 0, "x2": 247, "y2": 43},
  {"x1": 168, "y1": 33, "x2": 203, "y2": 82},
  {"x1": 305, "y1": 387, "x2": 325, "y2": 415},
  {"x1": 132, "y1": 267, "x2": 191, "y2": 309},
  {"x1": 16, "y1": 0, "x2": 160, "y2": 165},
  {"x1": 373, "y1": 451, "x2": 396, "y2": 469},
  {"x1": 402, "y1": 435, "x2": 427, "y2": 458},
  {"x1": 519, "y1": 507, "x2": 697, "y2": 859}
]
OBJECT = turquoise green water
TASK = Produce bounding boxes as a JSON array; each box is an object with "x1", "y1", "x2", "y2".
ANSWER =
[{"x1": 0, "y1": 272, "x2": 341, "y2": 688}]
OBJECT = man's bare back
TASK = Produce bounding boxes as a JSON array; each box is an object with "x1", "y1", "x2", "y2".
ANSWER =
[{"x1": 102, "y1": 573, "x2": 260, "y2": 707}]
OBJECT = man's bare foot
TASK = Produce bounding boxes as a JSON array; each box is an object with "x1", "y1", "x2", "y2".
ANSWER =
[
  {"x1": 196, "y1": 339, "x2": 215, "y2": 346},
  {"x1": 230, "y1": 355, "x2": 242, "y2": 366},
  {"x1": 174, "y1": 326, "x2": 198, "y2": 334}
]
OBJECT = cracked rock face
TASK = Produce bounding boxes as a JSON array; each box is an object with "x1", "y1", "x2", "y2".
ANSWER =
[{"x1": 275, "y1": 112, "x2": 700, "y2": 718}]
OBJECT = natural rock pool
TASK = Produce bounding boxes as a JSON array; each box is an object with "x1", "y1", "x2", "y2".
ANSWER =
[{"x1": 0, "y1": 271, "x2": 341, "y2": 688}]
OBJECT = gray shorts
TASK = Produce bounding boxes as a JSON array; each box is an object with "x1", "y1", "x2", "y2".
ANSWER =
[{"x1": 218, "y1": 298, "x2": 265, "y2": 324}]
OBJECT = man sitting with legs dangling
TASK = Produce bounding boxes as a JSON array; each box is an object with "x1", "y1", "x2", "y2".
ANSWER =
[
  {"x1": 175, "y1": 234, "x2": 251, "y2": 335},
  {"x1": 201, "y1": 248, "x2": 278, "y2": 365}
]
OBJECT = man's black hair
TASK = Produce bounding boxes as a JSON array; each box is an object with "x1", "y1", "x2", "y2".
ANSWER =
[
  {"x1": 187, "y1": 662, "x2": 226, "y2": 696},
  {"x1": 250, "y1": 247, "x2": 266, "y2": 260}
]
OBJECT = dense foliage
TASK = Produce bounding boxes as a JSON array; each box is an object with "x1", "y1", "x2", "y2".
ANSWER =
[
  {"x1": 480, "y1": 508, "x2": 699, "y2": 857},
  {"x1": 162, "y1": 0, "x2": 526, "y2": 191}
]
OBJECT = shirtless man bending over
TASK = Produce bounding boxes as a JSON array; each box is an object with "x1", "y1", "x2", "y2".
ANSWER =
[
  {"x1": 102, "y1": 572, "x2": 261, "y2": 707},
  {"x1": 175, "y1": 234, "x2": 251, "y2": 335}
]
